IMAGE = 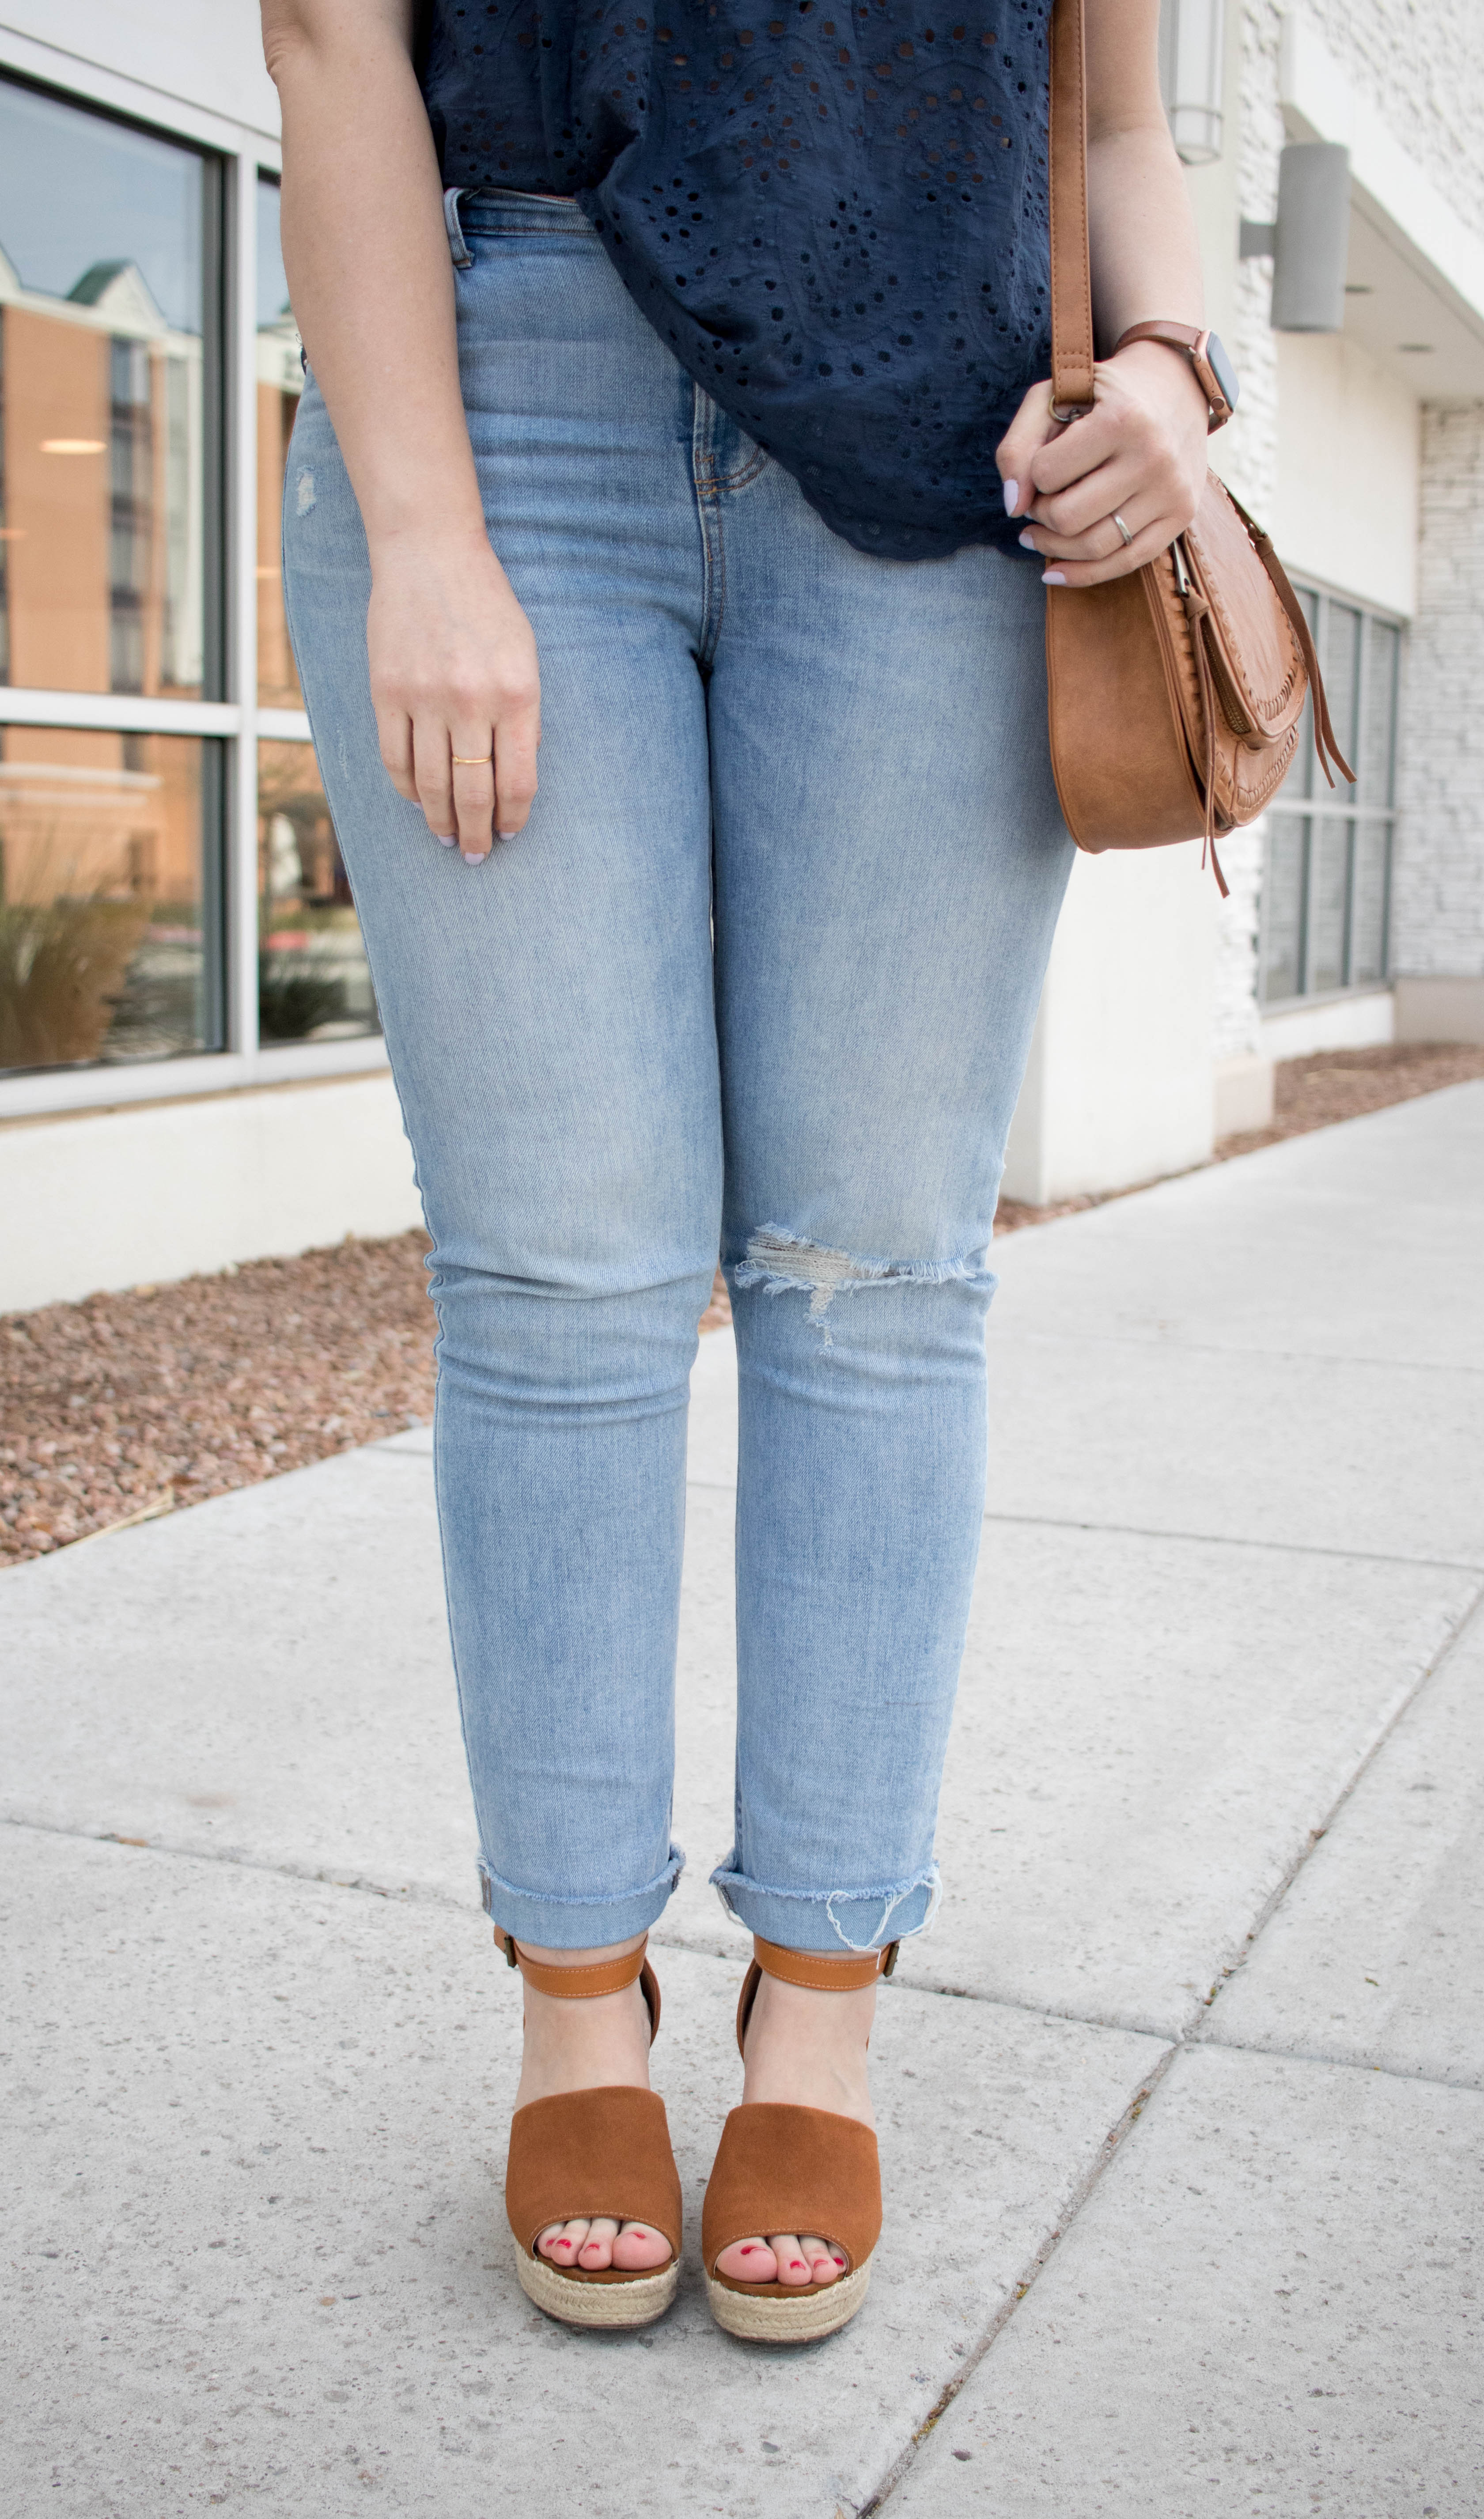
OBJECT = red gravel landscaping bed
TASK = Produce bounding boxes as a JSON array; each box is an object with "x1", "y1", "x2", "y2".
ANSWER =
[
  {"x1": 0, "y1": 1232, "x2": 438, "y2": 1568},
  {"x1": 4, "y1": 1042, "x2": 1481, "y2": 1568}
]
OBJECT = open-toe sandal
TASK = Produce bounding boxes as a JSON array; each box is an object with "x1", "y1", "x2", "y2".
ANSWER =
[
  {"x1": 497, "y1": 1927, "x2": 682, "y2": 2330},
  {"x1": 701, "y1": 1934, "x2": 897, "y2": 2344}
]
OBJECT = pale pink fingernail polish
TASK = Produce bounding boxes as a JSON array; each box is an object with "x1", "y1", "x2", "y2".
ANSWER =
[
  {"x1": 1018, "y1": 530, "x2": 1037, "y2": 550},
  {"x1": 436, "y1": 834, "x2": 458, "y2": 847},
  {"x1": 1003, "y1": 478, "x2": 1018, "y2": 515},
  {"x1": 1042, "y1": 570, "x2": 1068, "y2": 586},
  {"x1": 497, "y1": 829, "x2": 519, "y2": 841},
  {"x1": 462, "y1": 851, "x2": 485, "y2": 866}
]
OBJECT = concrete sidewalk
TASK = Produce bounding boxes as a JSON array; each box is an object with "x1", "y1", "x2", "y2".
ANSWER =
[{"x1": 4, "y1": 1083, "x2": 1482, "y2": 2517}]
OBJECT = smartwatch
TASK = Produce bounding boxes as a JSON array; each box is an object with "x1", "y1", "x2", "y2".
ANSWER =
[{"x1": 1111, "y1": 321, "x2": 1239, "y2": 432}]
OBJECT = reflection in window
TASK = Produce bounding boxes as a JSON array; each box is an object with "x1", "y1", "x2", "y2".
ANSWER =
[
  {"x1": 0, "y1": 77, "x2": 212, "y2": 698},
  {"x1": 1259, "y1": 590, "x2": 1400, "y2": 1005},
  {"x1": 0, "y1": 727, "x2": 221, "y2": 1072},
  {"x1": 258, "y1": 741, "x2": 378, "y2": 1042},
  {"x1": 257, "y1": 176, "x2": 304, "y2": 709}
]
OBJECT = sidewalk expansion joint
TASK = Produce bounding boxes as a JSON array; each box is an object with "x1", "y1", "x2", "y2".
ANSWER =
[
  {"x1": 1187, "y1": 1575, "x2": 1484, "y2": 2046},
  {"x1": 999, "y1": 1327, "x2": 1484, "y2": 1381},
  {"x1": 1191, "y1": 2024, "x2": 1484, "y2": 2094},
  {"x1": 0, "y1": 1811, "x2": 477, "y2": 1912},
  {"x1": 858, "y1": 2036, "x2": 1185, "y2": 2518},
  {"x1": 977, "y1": 1507, "x2": 1484, "y2": 1575},
  {"x1": 859, "y1": 1571, "x2": 1484, "y2": 2516},
  {"x1": 685, "y1": 1476, "x2": 1483, "y2": 1572}
]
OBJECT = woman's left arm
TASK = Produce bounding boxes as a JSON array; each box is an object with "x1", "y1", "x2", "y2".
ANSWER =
[{"x1": 996, "y1": 0, "x2": 1214, "y2": 584}]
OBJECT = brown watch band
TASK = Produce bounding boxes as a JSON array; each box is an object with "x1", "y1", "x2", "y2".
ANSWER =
[{"x1": 1111, "y1": 320, "x2": 1236, "y2": 433}]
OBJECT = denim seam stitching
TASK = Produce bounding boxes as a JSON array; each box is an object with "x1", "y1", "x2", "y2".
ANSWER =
[
  {"x1": 691, "y1": 386, "x2": 728, "y2": 668},
  {"x1": 478, "y1": 1848, "x2": 686, "y2": 1909},
  {"x1": 716, "y1": 446, "x2": 769, "y2": 493}
]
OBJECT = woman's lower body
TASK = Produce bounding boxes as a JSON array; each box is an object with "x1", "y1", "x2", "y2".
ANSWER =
[{"x1": 283, "y1": 187, "x2": 1073, "y2": 2329}]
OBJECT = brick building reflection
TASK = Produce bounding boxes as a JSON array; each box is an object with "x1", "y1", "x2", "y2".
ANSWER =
[{"x1": 0, "y1": 244, "x2": 210, "y2": 1068}]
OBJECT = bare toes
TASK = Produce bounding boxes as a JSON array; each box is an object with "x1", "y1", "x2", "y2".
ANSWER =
[
  {"x1": 769, "y1": 2234, "x2": 812, "y2": 2288},
  {"x1": 800, "y1": 2236, "x2": 844, "y2": 2286},
  {"x1": 578, "y1": 2216, "x2": 619, "y2": 2269},
  {"x1": 539, "y1": 2217, "x2": 590, "y2": 2263},
  {"x1": 715, "y1": 2236, "x2": 778, "y2": 2283},
  {"x1": 611, "y1": 2220, "x2": 672, "y2": 2271}
]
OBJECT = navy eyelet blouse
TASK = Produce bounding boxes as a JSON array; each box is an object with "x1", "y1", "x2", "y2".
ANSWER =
[{"x1": 417, "y1": 0, "x2": 1052, "y2": 560}]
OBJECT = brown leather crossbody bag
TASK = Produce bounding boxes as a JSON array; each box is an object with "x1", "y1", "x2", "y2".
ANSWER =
[{"x1": 1041, "y1": 0, "x2": 1353, "y2": 894}]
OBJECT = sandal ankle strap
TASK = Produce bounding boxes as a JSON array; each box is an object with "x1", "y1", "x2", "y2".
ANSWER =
[
  {"x1": 494, "y1": 1927, "x2": 661, "y2": 2042},
  {"x1": 736, "y1": 1934, "x2": 898, "y2": 2057},
  {"x1": 495, "y1": 1927, "x2": 648, "y2": 2000},
  {"x1": 752, "y1": 1935, "x2": 898, "y2": 1992}
]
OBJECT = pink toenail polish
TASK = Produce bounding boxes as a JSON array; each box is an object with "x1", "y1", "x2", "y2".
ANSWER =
[
  {"x1": 791, "y1": 2260, "x2": 805, "y2": 2270},
  {"x1": 739, "y1": 2245, "x2": 759, "y2": 2255}
]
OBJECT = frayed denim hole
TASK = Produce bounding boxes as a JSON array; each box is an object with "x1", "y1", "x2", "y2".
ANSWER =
[
  {"x1": 826, "y1": 1869, "x2": 941, "y2": 1952},
  {"x1": 734, "y1": 1227, "x2": 996, "y2": 1346}
]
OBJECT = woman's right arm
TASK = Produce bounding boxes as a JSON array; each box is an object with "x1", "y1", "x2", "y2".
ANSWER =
[{"x1": 262, "y1": 0, "x2": 538, "y2": 860}]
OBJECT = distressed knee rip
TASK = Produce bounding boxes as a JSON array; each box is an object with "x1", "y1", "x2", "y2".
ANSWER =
[{"x1": 734, "y1": 1227, "x2": 993, "y2": 1342}]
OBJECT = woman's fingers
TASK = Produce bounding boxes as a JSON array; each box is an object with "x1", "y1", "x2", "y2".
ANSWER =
[
  {"x1": 365, "y1": 531, "x2": 542, "y2": 862},
  {"x1": 1034, "y1": 509, "x2": 1180, "y2": 587},
  {"x1": 995, "y1": 375, "x2": 1067, "y2": 518},
  {"x1": 375, "y1": 704, "x2": 418, "y2": 809},
  {"x1": 411, "y1": 714, "x2": 458, "y2": 850},
  {"x1": 1018, "y1": 486, "x2": 1151, "y2": 564},
  {"x1": 448, "y1": 717, "x2": 496, "y2": 860},
  {"x1": 1021, "y1": 450, "x2": 1149, "y2": 546},
  {"x1": 492, "y1": 686, "x2": 541, "y2": 844}
]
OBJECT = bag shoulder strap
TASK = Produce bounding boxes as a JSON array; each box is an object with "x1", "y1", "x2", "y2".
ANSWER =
[{"x1": 1049, "y1": 0, "x2": 1096, "y2": 418}]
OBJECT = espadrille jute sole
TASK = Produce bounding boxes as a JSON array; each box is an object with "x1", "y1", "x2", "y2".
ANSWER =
[
  {"x1": 704, "y1": 2259, "x2": 871, "y2": 2343},
  {"x1": 514, "y1": 2240, "x2": 680, "y2": 2329}
]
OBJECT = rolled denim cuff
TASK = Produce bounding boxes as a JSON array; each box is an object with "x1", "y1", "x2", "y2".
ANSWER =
[
  {"x1": 479, "y1": 1843, "x2": 685, "y2": 1949},
  {"x1": 708, "y1": 1854, "x2": 940, "y2": 1954}
]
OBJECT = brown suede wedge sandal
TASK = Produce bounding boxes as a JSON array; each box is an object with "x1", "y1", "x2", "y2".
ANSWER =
[
  {"x1": 496, "y1": 1927, "x2": 683, "y2": 2331},
  {"x1": 701, "y1": 1934, "x2": 897, "y2": 2344}
]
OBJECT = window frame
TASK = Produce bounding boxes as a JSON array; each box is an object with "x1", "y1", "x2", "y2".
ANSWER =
[
  {"x1": 0, "y1": 32, "x2": 389, "y2": 1120},
  {"x1": 1257, "y1": 574, "x2": 1405, "y2": 1013}
]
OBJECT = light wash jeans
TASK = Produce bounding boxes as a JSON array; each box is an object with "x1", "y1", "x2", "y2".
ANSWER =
[{"x1": 282, "y1": 189, "x2": 1073, "y2": 1956}]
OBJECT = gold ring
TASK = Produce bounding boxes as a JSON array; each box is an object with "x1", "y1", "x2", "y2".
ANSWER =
[
  {"x1": 1113, "y1": 511, "x2": 1134, "y2": 548},
  {"x1": 451, "y1": 752, "x2": 493, "y2": 765}
]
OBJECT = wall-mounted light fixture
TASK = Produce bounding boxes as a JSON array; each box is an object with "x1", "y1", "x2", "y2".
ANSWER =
[
  {"x1": 1240, "y1": 141, "x2": 1352, "y2": 332},
  {"x1": 1159, "y1": 0, "x2": 1226, "y2": 164}
]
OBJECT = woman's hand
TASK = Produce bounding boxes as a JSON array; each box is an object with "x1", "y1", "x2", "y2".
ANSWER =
[
  {"x1": 367, "y1": 528, "x2": 541, "y2": 861},
  {"x1": 996, "y1": 338, "x2": 1211, "y2": 586}
]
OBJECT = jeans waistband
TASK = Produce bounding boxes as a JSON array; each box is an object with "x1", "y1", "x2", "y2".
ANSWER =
[{"x1": 453, "y1": 186, "x2": 593, "y2": 240}]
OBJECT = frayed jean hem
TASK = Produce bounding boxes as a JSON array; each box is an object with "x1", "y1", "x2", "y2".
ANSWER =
[
  {"x1": 478, "y1": 1844, "x2": 685, "y2": 1949},
  {"x1": 708, "y1": 1856, "x2": 941, "y2": 1953}
]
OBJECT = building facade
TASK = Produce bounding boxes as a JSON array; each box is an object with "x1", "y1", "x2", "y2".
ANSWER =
[{"x1": 0, "y1": 0, "x2": 1481, "y2": 1304}]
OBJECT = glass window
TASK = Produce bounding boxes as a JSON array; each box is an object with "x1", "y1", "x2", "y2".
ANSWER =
[
  {"x1": 258, "y1": 740, "x2": 379, "y2": 1042},
  {"x1": 0, "y1": 726, "x2": 222, "y2": 1073},
  {"x1": 1259, "y1": 587, "x2": 1401, "y2": 1005},
  {"x1": 256, "y1": 175, "x2": 304, "y2": 709},
  {"x1": 0, "y1": 77, "x2": 216, "y2": 698}
]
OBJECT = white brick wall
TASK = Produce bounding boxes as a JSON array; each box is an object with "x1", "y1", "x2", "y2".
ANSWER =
[
  {"x1": 1212, "y1": 1, "x2": 1484, "y2": 1040},
  {"x1": 1211, "y1": 0, "x2": 1284, "y2": 1062},
  {"x1": 1392, "y1": 400, "x2": 1484, "y2": 979},
  {"x1": 1303, "y1": 0, "x2": 1484, "y2": 238}
]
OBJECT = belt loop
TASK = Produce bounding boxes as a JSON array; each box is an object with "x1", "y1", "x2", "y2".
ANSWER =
[{"x1": 443, "y1": 186, "x2": 473, "y2": 269}]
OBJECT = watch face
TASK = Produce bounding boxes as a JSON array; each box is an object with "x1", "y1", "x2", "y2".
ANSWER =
[{"x1": 1204, "y1": 331, "x2": 1240, "y2": 413}]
